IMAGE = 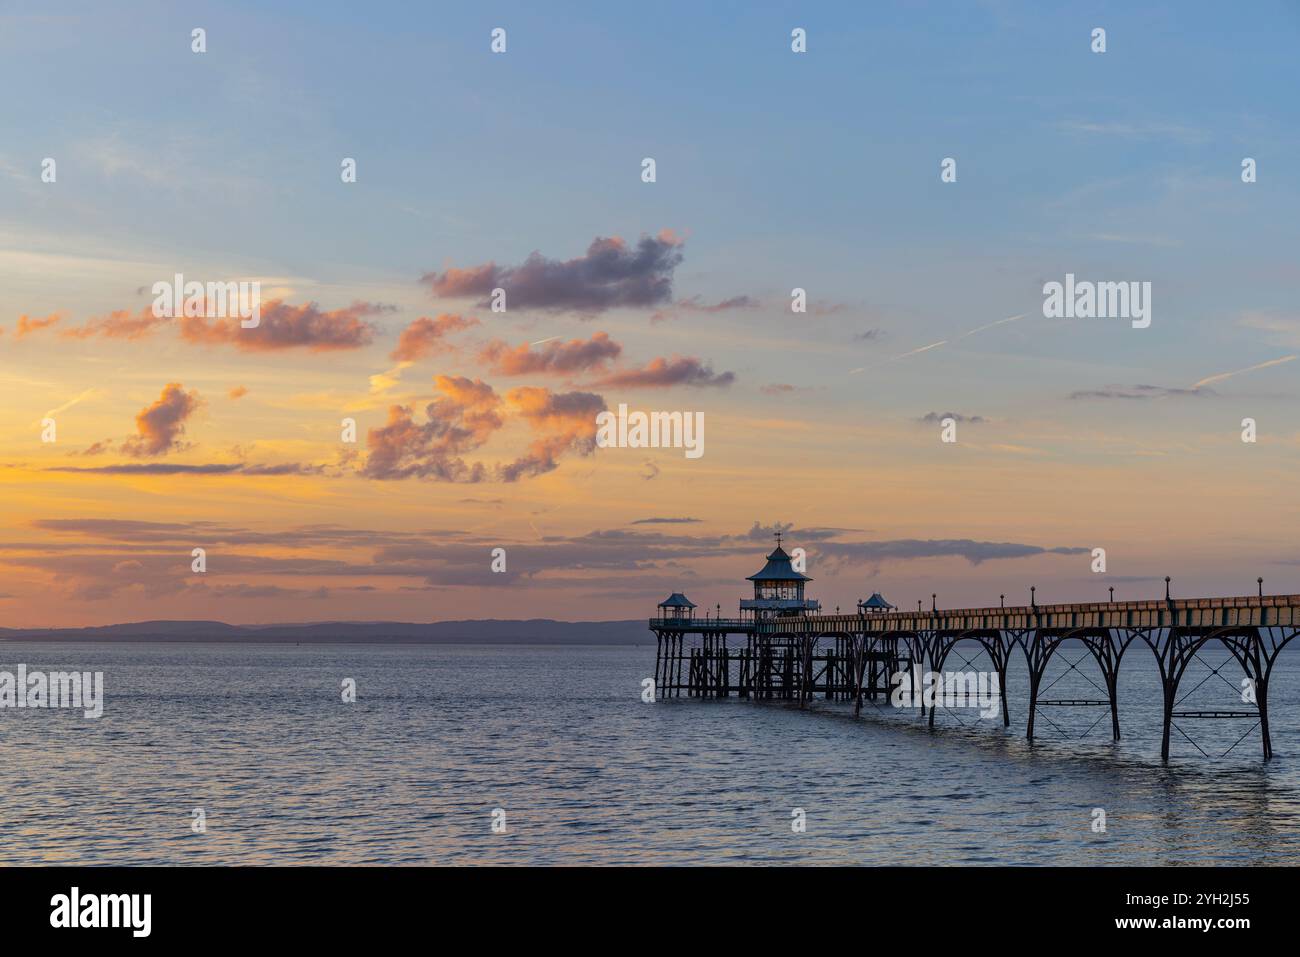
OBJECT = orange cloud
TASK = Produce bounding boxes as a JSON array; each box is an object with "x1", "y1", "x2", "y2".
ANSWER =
[
  {"x1": 363, "y1": 375, "x2": 504, "y2": 481},
  {"x1": 121, "y1": 383, "x2": 202, "y2": 457},
  {"x1": 390, "y1": 313, "x2": 477, "y2": 362},
  {"x1": 592, "y1": 356, "x2": 735, "y2": 388},
  {"x1": 180, "y1": 300, "x2": 387, "y2": 352},
  {"x1": 62, "y1": 307, "x2": 170, "y2": 340},
  {"x1": 15, "y1": 312, "x2": 64, "y2": 337},
  {"x1": 499, "y1": 386, "x2": 606, "y2": 481},
  {"x1": 479, "y1": 331, "x2": 621, "y2": 376}
]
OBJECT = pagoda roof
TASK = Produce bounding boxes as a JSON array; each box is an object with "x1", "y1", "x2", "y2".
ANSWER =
[
  {"x1": 658, "y1": 592, "x2": 697, "y2": 608},
  {"x1": 746, "y1": 545, "x2": 811, "y2": 582},
  {"x1": 859, "y1": 592, "x2": 895, "y2": 609}
]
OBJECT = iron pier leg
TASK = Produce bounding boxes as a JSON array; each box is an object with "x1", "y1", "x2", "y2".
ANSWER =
[{"x1": 1022, "y1": 630, "x2": 1062, "y2": 743}]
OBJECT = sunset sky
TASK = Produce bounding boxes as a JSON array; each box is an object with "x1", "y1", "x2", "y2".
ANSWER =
[{"x1": 2, "y1": 2, "x2": 1298, "y2": 628}]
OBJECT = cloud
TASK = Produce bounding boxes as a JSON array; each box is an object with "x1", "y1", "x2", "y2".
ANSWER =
[
  {"x1": 650, "y1": 294, "x2": 758, "y2": 323},
  {"x1": 49, "y1": 462, "x2": 325, "y2": 475},
  {"x1": 1238, "y1": 312, "x2": 1300, "y2": 347},
  {"x1": 15, "y1": 312, "x2": 63, "y2": 337},
  {"x1": 362, "y1": 375, "x2": 504, "y2": 481},
  {"x1": 631, "y1": 517, "x2": 700, "y2": 525},
  {"x1": 77, "y1": 439, "x2": 113, "y2": 456},
  {"x1": 808, "y1": 300, "x2": 851, "y2": 317},
  {"x1": 26, "y1": 519, "x2": 427, "y2": 548},
  {"x1": 498, "y1": 387, "x2": 606, "y2": 481},
  {"x1": 760, "y1": 383, "x2": 807, "y2": 395},
  {"x1": 423, "y1": 231, "x2": 684, "y2": 314},
  {"x1": 592, "y1": 356, "x2": 735, "y2": 389},
  {"x1": 5, "y1": 517, "x2": 1096, "y2": 609},
  {"x1": 816, "y1": 539, "x2": 1090, "y2": 567},
  {"x1": 229, "y1": 386, "x2": 249, "y2": 400},
  {"x1": 1067, "y1": 384, "x2": 1209, "y2": 400},
  {"x1": 1071, "y1": 356, "x2": 1296, "y2": 400},
  {"x1": 120, "y1": 383, "x2": 201, "y2": 457},
  {"x1": 62, "y1": 307, "x2": 170, "y2": 341},
  {"x1": 918, "y1": 411, "x2": 986, "y2": 423},
  {"x1": 479, "y1": 331, "x2": 622, "y2": 376},
  {"x1": 1056, "y1": 119, "x2": 1208, "y2": 144},
  {"x1": 853, "y1": 329, "x2": 884, "y2": 342},
  {"x1": 180, "y1": 299, "x2": 387, "y2": 351},
  {"x1": 53, "y1": 299, "x2": 391, "y2": 351},
  {"x1": 390, "y1": 313, "x2": 478, "y2": 362}
]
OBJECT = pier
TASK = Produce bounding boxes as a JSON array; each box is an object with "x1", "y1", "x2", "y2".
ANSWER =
[{"x1": 651, "y1": 537, "x2": 1300, "y2": 760}]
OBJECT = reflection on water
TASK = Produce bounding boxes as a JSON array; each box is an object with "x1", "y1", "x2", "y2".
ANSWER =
[{"x1": 1, "y1": 641, "x2": 1298, "y2": 865}]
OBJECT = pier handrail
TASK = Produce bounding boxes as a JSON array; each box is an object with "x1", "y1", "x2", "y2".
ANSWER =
[
  {"x1": 649, "y1": 616, "x2": 752, "y2": 629},
  {"x1": 763, "y1": 593, "x2": 1300, "y2": 632}
]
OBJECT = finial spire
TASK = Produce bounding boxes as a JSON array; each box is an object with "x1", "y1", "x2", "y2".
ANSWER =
[{"x1": 774, "y1": 529, "x2": 783, "y2": 548}]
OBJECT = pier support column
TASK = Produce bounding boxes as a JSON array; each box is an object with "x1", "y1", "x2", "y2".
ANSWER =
[
  {"x1": 653, "y1": 631, "x2": 664, "y2": 697},
  {"x1": 674, "y1": 635, "x2": 684, "y2": 697},
  {"x1": 926, "y1": 632, "x2": 960, "y2": 729},
  {"x1": 1080, "y1": 629, "x2": 1136, "y2": 742},
  {"x1": 799, "y1": 636, "x2": 815, "y2": 709},
  {"x1": 1230, "y1": 630, "x2": 1272, "y2": 760},
  {"x1": 1022, "y1": 630, "x2": 1067, "y2": 742},
  {"x1": 902, "y1": 634, "x2": 927, "y2": 717},
  {"x1": 852, "y1": 635, "x2": 867, "y2": 717},
  {"x1": 1142, "y1": 628, "x2": 1208, "y2": 761},
  {"x1": 980, "y1": 632, "x2": 1016, "y2": 728},
  {"x1": 1221, "y1": 627, "x2": 1300, "y2": 761}
]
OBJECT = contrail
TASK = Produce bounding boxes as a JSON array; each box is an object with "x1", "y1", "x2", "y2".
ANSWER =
[
  {"x1": 530, "y1": 335, "x2": 561, "y2": 347},
  {"x1": 35, "y1": 388, "x2": 102, "y2": 425},
  {"x1": 891, "y1": 339, "x2": 948, "y2": 360},
  {"x1": 850, "y1": 314, "x2": 1025, "y2": 374},
  {"x1": 951, "y1": 313, "x2": 1025, "y2": 341},
  {"x1": 1191, "y1": 354, "x2": 1296, "y2": 390}
]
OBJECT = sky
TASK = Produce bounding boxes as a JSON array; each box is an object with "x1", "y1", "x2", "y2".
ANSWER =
[{"x1": 1, "y1": 1, "x2": 1298, "y2": 627}]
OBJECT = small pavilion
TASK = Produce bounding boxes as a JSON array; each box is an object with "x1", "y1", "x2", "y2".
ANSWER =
[
  {"x1": 857, "y1": 592, "x2": 896, "y2": 614},
  {"x1": 657, "y1": 592, "x2": 697, "y2": 621}
]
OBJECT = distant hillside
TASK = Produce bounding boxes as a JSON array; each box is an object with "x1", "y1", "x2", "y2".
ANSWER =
[{"x1": 0, "y1": 619, "x2": 651, "y2": 645}]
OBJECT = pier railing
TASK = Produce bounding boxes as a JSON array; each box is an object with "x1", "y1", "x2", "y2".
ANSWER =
[
  {"x1": 648, "y1": 616, "x2": 753, "y2": 631},
  {"x1": 766, "y1": 594, "x2": 1300, "y2": 633}
]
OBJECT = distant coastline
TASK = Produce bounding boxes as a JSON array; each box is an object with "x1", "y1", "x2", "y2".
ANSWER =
[{"x1": 0, "y1": 619, "x2": 649, "y2": 645}]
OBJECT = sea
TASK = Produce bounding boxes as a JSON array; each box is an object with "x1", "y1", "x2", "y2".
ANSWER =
[{"x1": 2, "y1": 640, "x2": 1299, "y2": 865}]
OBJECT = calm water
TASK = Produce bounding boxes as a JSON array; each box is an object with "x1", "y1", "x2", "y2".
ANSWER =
[{"x1": 2, "y1": 640, "x2": 1300, "y2": 865}]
